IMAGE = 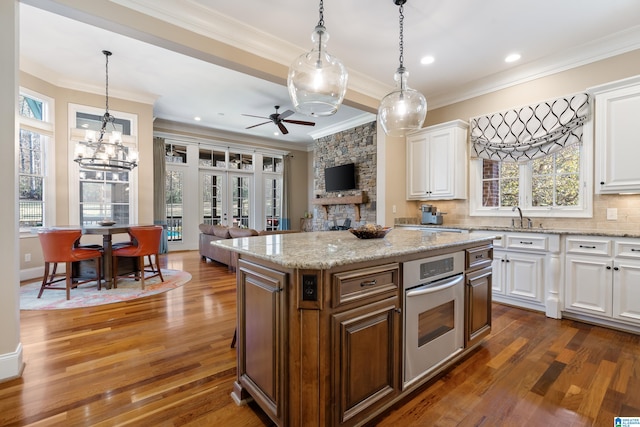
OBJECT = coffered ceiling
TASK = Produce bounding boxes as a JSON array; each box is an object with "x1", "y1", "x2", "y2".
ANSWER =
[{"x1": 18, "y1": 0, "x2": 640, "y2": 147}]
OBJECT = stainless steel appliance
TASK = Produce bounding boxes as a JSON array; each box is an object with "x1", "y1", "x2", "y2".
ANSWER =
[
  {"x1": 402, "y1": 251, "x2": 465, "y2": 387},
  {"x1": 420, "y1": 204, "x2": 444, "y2": 225}
]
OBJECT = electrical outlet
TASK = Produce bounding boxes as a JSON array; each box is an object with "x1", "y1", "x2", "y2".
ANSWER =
[
  {"x1": 607, "y1": 208, "x2": 618, "y2": 220},
  {"x1": 392, "y1": 205, "x2": 397, "y2": 214},
  {"x1": 24, "y1": 253, "x2": 31, "y2": 262}
]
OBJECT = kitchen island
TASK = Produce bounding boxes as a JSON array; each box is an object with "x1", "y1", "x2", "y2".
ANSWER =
[{"x1": 213, "y1": 229, "x2": 495, "y2": 427}]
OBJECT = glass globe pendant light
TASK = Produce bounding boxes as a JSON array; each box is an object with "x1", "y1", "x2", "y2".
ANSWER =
[
  {"x1": 287, "y1": 0, "x2": 348, "y2": 117},
  {"x1": 378, "y1": 0, "x2": 427, "y2": 137}
]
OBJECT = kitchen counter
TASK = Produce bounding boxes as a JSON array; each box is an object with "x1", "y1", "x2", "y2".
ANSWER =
[
  {"x1": 212, "y1": 228, "x2": 495, "y2": 269},
  {"x1": 394, "y1": 223, "x2": 640, "y2": 238}
]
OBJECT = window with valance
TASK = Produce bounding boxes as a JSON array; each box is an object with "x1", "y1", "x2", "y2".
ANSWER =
[{"x1": 470, "y1": 92, "x2": 590, "y2": 162}]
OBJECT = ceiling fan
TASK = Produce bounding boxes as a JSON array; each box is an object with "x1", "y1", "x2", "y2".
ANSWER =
[{"x1": 242, "y1": 105, "x2": 315, "y2": 135}]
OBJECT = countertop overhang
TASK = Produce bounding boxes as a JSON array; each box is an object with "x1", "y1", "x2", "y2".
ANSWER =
[{"x1": 211, "y1": 229, "x2": 496, "y2": 270}]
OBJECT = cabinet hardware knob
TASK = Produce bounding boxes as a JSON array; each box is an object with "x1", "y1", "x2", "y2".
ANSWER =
[
  {"x1": 600, "y1": 181, "x2": 605, "y2": 185},
  {"x1": 395, "y1": 308, "x2": 402, "y2": 314},
  {"x1": 614, "y1": 267, "x2": 619, "y2": 271},
  {"x1": 579, "y1": 245, "x2": 596, "y2": 249},
  {"x1": 360, "y1": 280, "x2": 377, "y2": 287},
  {"x1": 606, "y1": 266, "x2": 612, "y2": 270},
  {"x1": 501, "y1": 259, "x2": 505, "y2": 262},
  {"x1": 506, "y1": 259, "x2": 510, "y2": 263}
]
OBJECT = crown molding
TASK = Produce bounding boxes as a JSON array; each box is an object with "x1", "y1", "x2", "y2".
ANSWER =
[{"x1": 308, "y1": 113, "x2": 377, "y2": 140}]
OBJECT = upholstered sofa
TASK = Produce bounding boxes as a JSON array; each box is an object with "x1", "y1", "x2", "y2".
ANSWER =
[{"x1": 199, "y1": 224, "x2": 297, "y2": 270}]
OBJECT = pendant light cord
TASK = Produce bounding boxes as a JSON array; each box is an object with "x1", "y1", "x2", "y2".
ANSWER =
[
  {"x1": 398, "y1": 3, "x2": 404, "y2": 69},
  {"x1": 318, "y1": 0, "x2": 324, "y2": 27}
]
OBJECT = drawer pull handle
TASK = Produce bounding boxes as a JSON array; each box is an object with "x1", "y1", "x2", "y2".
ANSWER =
[
  {"x1": 520, "y1": 241, "x2": 533, "y2": 245},
  {"x1": 475, "y1": 254, "x2": 484, "y2": 259},
  {"x1": 632, "y1": 249, "x2": 640, "y2": 252},
  {"x1": 360, "y1": 279, "x2": 377, "y2": 287},
  {"x1": 579, "y1": 245, "x2": 596, "y2": 249}
]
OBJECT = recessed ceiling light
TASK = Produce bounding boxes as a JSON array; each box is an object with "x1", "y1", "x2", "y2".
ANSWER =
[
  {"x1": 194, "y1": 116, "x2": 201, "y2": 121},
  {"x1": 505, "y1": 53, "x2": 521, "y2": 63},
  {"x1": 420, "y1": 55, "x2": 435, "y2": 65},
  {"x1": 274, "y1": 131, "x2": 279, "y2": 136}
]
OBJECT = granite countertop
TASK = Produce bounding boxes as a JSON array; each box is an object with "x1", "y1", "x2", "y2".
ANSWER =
[
  {"x1": 394, "y1": 223, "x2": 640, "y2": 238},
  {"x1": 212, "y1": 229, "x2": 496, "y2": 270}
]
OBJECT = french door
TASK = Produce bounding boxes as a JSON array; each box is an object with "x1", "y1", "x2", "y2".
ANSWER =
[{"x1": 201, "y1": 171, "x2": 252, "y2": 228}]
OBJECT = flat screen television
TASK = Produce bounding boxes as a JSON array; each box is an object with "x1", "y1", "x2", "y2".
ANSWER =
[{"x1": 325, "y1": 163, "x2": 356, "y2": 192}]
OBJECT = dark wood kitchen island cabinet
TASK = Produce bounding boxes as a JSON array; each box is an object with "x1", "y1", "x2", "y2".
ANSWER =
[{"x1": 216, "y1": 230, "x2": 495, "y2": 427}]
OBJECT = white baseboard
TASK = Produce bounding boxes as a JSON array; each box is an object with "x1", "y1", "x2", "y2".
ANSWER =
[
  {"x1": 0, "y1": 343, "x2": 24, "y2": 383},
  {"x1": 20, "y1": 266, "x2": 47, "y2": 282}
]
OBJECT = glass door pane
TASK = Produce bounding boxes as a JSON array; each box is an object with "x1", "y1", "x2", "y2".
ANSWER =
[
  {"x1": 201, "y1": 172, "x2": 226, "y2": 225},
  {"x1": 231, "y1": 174, "x2": 250, "y2": 228},
  {"x1": 166, "y1": 170, "x2": 183, "y2": 241}
]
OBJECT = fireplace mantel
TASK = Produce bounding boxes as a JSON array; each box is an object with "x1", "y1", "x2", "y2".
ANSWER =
[{"x1": 312, "y1": 193, "x2": 368, "y2": 221}]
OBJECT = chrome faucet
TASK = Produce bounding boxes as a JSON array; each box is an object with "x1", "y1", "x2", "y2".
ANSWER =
[{"x1": 512, "y1": 206, "x2": 523, "y2": 228}]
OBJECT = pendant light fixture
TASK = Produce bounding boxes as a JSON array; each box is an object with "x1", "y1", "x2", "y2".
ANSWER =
[
  {"x1": 378, "y1": 0, "x2": 427, "y2": 137},
  {"x1": 287, "y1": 0, "x2": 348, "y2": 117},
  {"x1": 74, "y1": 50, "x2": 138, "y2": 172}
]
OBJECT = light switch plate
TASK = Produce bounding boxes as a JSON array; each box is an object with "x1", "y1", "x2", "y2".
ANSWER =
[{"x1": 607, "y1": 208, "x2": 618, "y2": 220}]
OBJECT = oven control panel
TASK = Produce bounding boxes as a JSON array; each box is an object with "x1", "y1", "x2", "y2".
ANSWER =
[
  {"x1": 419, "y1": 257, "x2": 455, "y2": 280},
  {"x1": 403, "y1": 251, "x2": 465, "y2": 288}
]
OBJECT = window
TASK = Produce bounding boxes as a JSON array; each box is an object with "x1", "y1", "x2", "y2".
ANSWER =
[
  {"x1": 263, "y1": 155, "x2": 283, "y2": 231},
  {"x1": 166, "y1": 171, "x2": 183, "y2": 241},
  {"x1": 18, "y1": 90, "x2": 54, "y2": 231},
  {"x1": 470, "y1": 142, "x2": 592, "y2": 218},
  {"x1": 68, "y1": 104, "x2": 138, "y2": 226}
]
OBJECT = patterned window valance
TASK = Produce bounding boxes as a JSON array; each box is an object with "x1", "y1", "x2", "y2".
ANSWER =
[{"x1": 470, "y1": 93, "x2": 590, "y2": 162}]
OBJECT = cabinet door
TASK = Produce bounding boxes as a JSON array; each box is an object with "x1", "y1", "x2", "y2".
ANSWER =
[
  {"x1": 613, "y1": 259, "x2": 640, "y2": 323},
  {"x1": 236, "y1": 260, "x2": 286, "y2": 423},
  {"x1": 406, "y1": 134, "x2": 429, "y2": 199},
  {"x1": 491, "y1": 251, "x2": 506, "y2": 295},
  {"x1": 332, "y1": 297, "x2": 400, "y2": 426},
  {"x1": 594, "y1": 78, "x2": 640, "y2": 194},
  {"x1": 505, "y1": 252, "x2": 544, "y2": 303},
  {"x1": 466, "y1": 267, "x2": 492, "y2": 348},
  {"x1": 564, "y1": 255, "x2": 612, "y2": 317},
  {"x1": 428, "y1": 128, "x2": 456, "y2": 199}
]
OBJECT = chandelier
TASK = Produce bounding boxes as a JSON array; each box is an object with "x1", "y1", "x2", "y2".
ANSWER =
[
  {"x1": 378, "y1": 0, "x2": 427, "y2": 137},
  {"x1": 287, "y1": 0, "x2": 348, "y2": 117},
  {"x1": 74, "y1": 50, "x2": 138, "y2": 172}
]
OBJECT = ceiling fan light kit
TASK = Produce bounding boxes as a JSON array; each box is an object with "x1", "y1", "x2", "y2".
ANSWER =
[
  {"x1": 287, "y1": 0, "x2": 348, "y2": 117},
  {"x1": 379, "y1": 0, "x2": 427, "y2": 137},
  {"x1": 74, "y1": 50, "x2": 139, "y2": 171}
]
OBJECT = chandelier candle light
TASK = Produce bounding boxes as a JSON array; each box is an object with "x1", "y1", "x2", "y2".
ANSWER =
[
  {"x1": 287, "y1": 0, "x2": 348, "y2": 117},
  {"x1": 378, "y1": 0, "x2": 427, "y2": 137},
  {"x1": 74, "y1": 50, "x2": 138, "y2": 172}
]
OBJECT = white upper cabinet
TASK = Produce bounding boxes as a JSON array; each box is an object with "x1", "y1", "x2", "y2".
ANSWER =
[
  {"x1": 591, "y1": 75, "x2": 640, "y2": 194},
  {"x1": 406, "y1": 120, "x2": 468, "y2": 200}
]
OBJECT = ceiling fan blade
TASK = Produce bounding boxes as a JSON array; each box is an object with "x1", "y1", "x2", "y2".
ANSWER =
[
  {"x1": 277, "y1": 122, "x2": 289, "y2": 135},
  {"x1": 283, "y1": 119, "x2": 316, "y2": 127},
  {"x1": 242, "y1": 114, "x2": 270, "y2": 120},
  {"x1": 278, "y1": 110, "x2": 295, "y2": 120},
  {"x1": 246, "y1": 121, "x2": 271, "y2": 129}
]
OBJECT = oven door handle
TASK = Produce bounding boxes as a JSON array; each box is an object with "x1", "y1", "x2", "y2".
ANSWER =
[{"x1": 406, "y1": 274, "x2": 463, "y2": 297}]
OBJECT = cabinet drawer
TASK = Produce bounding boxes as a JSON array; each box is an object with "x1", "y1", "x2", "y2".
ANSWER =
[
  {"x1": 333, "y1": 263, "x2": 399, "y2": 308},
  {"x1": 565, "y1": 237, "x2": 612, "y2": 256},
  {"x1": 615, "y1": 239, "x2": 640, "y2": 259},
  {"x1": 466, "y1": 245, "x2": 493, "y2": 271},
  {"x1": 505, "y1": 234, "x2": 548, "y2": 251}
]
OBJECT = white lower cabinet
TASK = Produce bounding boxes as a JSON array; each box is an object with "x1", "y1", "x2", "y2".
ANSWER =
[
  {"x1": 564, "y1": 236, "x2": 640, "y2": 329},
  {"x1": 484, "y1": 232, "x2": 561, "y2": 316}
]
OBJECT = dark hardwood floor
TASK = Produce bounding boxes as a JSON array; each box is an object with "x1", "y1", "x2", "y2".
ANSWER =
[{"x1": 1, "y1": 250, "x2": 638, "y2": 426}]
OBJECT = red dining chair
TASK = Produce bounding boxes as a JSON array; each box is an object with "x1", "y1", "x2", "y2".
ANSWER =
[
  {"x1": 112, "y1": 225, "x2": 164, "y2": 289},
  {"x1": 37, "y1": 229, "x2": 103, "y2": 300}
]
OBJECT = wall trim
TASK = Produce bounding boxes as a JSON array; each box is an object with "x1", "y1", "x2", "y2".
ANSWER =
[{"x1": 0, "y1": 343, "x2": 24, "y2": 383}]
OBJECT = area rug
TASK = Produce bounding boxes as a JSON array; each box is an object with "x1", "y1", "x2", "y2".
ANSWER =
[{"x1": 20, "y1": 269, "x2": 191, "y2": 310}]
